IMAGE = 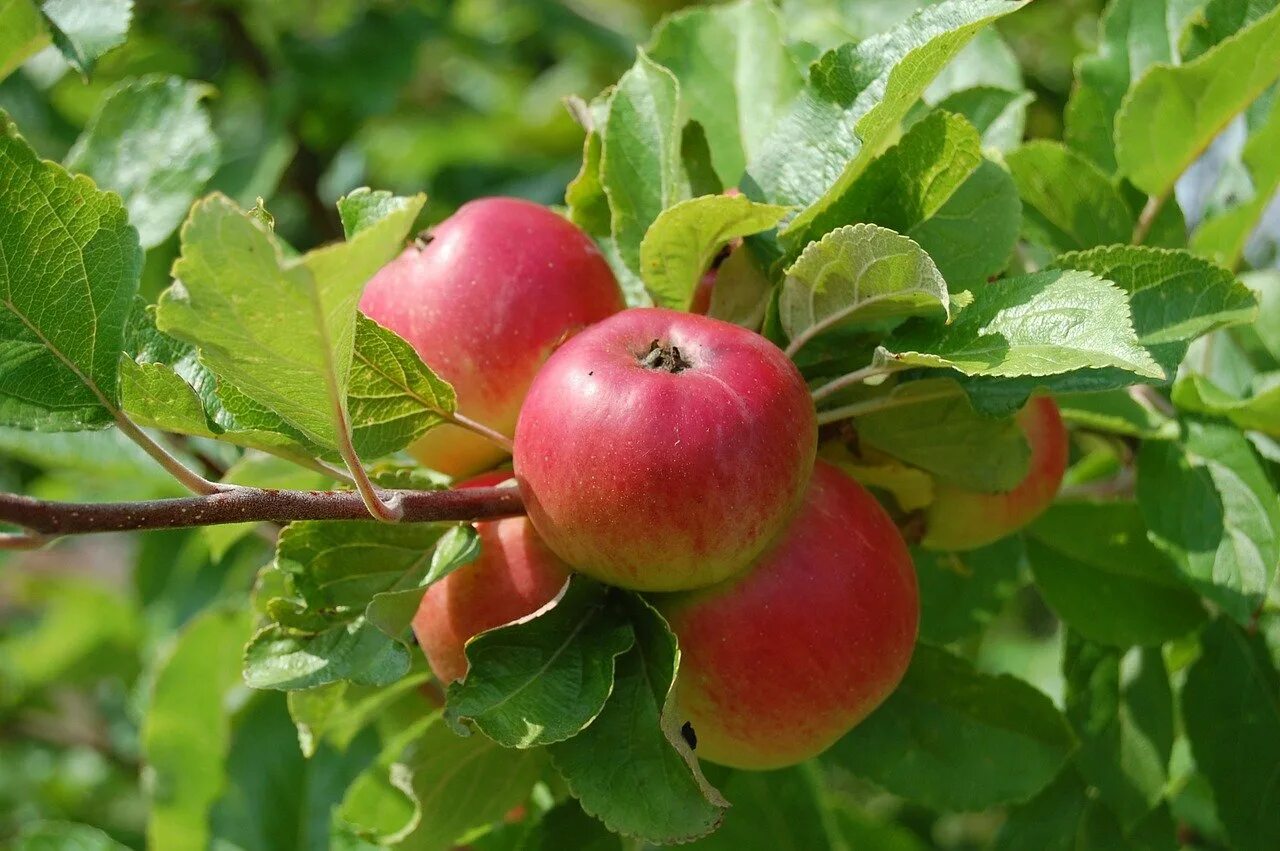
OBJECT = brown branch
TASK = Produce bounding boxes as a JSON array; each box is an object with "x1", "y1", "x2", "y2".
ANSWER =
[{"x1": 0, "y1": 486, "x2": 524, "y2": 539}]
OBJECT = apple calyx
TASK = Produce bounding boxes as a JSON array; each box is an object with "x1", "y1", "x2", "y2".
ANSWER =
[{"x1": 639, "y1": 338, "x2": 693, "y2": 373}]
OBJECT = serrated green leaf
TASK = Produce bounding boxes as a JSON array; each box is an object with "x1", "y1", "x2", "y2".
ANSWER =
[
  {"x1": 1191, "y1": 95, "x2": 1280, "y2": 268},
  {"x1": 855, "y1": 378, "x2": 1031, "y2": 491},
  {"x1": 1115, "y1": 5, "x2": 1280, "y2": 198},
  {"x1": 601, "y1": 52, "x2": 689, "y2": 277},
  {"x1": 915, "y1": 536, "x2": 1023, "y2": 645},
  {"x1": 1138, "y1": 419, "x2": 1280, "y2": 625},
  {"x1": 348, "y1": 313, "x2": 455, "y2": 458},
  {"x1": 1064, "y1": 0, "x2": 1195, "y2": 173},
  {"x1": 683, "y1": 765, "x2": 832, "y2": 850},
  {"x1": 1027, "y1": 503, "x2": 1206, "y2": 646},
  {"x1": 144, "y1": 605, "x2": 253, "y2": 851},
  {"x1": 549, "y1": 595, "x2": 727, "y2": 844},
  {"x1": 880, "y1": 270, "x2": 1162, "y2": 379},
  {"x1": 41, "y1": 0, "x2": 131, "y2": 78},
  {"x1": 909, "y1": 158, "x2": 1020, "y2": 290},
  {"x1": 1173, "y1": 372, "x2": 1280, "y2": 435},
  {"x1": 288, "y1": 672, "x2": 430, "y2": 758},
  {"x1": 1006, "y1": 141, "x2": 1134, "y2": 252},
  {"x1": 648, "y1": 0, "x2": 802, "y2": 187},
  {"x1": 1057, "y1": 389, "x2": 1179, "y2": 439},
  {"x1": 930, "y1": 86, "x2": 1033, "y2": 152},
  {"x1": 1183, "y1": 618, "x2": 1280, "y2": 851},
  {"x1": 825, "y1": 643, "x2": 1076, "y2": 810},
  {"x1": 1182, "y1": 0, "x2": 1280, "y2": 60},
  {"x1": 364, "y1": 524, "x2": 479, "y2": 641},
  {"x1": 781, "y1": 224, "x2": 949, "y2": 353},
  {"x1": 0, "y1": 112, "x2": 140, "y2": 430},
  {"x1": 566, "y1": 128, "x2": 610, "y2": 237},
  {"x1": 0, "y1": 0, "x2": 49, "y2": 82},
  {"x1": 446, "y1": 578, "x2": 632, "y2": 748},
  {"x1": 639, "y1": 194, "x2": 788, "y2": 310},
  {"x1": 752, "y1": 0, "x2": 1029, "y2": 237},
  {"x1": 65, "y1": 75, "x2": 219, "y2": 248},
  {"x1": 158, "y1": 191, "x2": 424, "y2": 450},
  {"x1": 244, "y1": 618, "x2": 411, "y2": 691}
]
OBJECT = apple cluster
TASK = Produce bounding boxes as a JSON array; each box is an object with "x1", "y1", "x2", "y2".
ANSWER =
[{"x1": 361, "y1": 197, "x2": 1067, "y2": 770}]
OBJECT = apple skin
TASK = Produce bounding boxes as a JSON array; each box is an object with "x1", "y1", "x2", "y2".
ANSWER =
[
  {"x1": 412, "y1": 471, "x2": 571, "y2": 684},
  {"x1": 359, "y1": 197, "x2": 625, "y2": 477},
  {"x1": 922, "y1": 396, "x2": 1068, "y2": 551},
  {"x1": 514, "y1": 307, "x2": 817, "y2": 592},
  {"x1": 657, "y1": 460, "x2": 919, "y2": 770},
  {"x1": 689, "y1": 269, "x2": 716, "y2": 315}
]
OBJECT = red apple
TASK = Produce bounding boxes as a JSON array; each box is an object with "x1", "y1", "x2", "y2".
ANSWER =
[
  {"x1": 412, "y1": 471, "x2": 571, "y2": 683},
  {"x1": 658, "y1": 460, "x2": 919, "y2": 770},
  {"x1": 689, "y1": 269, "x2": 716, "y2": 315},
  {"x1": 514, "y1": 307, "x2": 817, "y2": 592},
  {"x1": 923, "y1": 396, "x2": 1068, "y2": 551},
  {"x1": 360, "y1": 197, "x2": 625, "y2": 477}
]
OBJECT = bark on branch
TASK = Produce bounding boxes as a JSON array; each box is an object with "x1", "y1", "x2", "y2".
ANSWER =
[{"x1": 0, "y1": 486, "x2": 525, "y2": 540}]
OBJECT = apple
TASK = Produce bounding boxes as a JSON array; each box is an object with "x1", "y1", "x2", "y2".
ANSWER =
[
  {"x1": 514, "y1": 307, "x2": 817, "y2": 592},
  {"x1": 658, "y1": 460, "x2": 919, "y2": 770},
  {"x1": 360, "y1": 197, "x2": 625, "y2": 477},
  {"x1": 922, "y1": 396, "x2": 1068, "y2": 551},
  {"x1": 412, "y1": 471, "x2": 571, "y2": 683}
]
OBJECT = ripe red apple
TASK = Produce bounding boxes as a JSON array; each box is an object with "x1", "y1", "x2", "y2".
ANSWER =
[
  {"x1": 689, "y1": 269, "x2": 716, "y2": 315},
  {"x1": 514, "y1": 307, "x2": 817, "y2": 592},
  {"x1": 923, "y1": 396, "x2": 1068, "y2": 551},
  {"x1": 658, "y1": 460, "x2": 919, "y2": 770},
  {"x1": 412, "y1": 472, "x2": 571, "y2": 683},
  {"x1": 360, "y1": 197, "x2": 625, "y2": 477}
]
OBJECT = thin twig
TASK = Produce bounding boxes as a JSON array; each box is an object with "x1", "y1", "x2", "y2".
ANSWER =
[
  {"x1": 810, "y1": 364, "x2": 899, "y2": 404},
  {"x1": 447, "y1": 412, "x2": 515, "y2": 453},
  {"x1": 112, "y1": 414, "x2": 227, "y2": 495},
  {"x1": 0, "y1": 486, "x2": 523, "y2": 538},
  {"x1": 0, "y1": 531, "x2": 48, "y2": 550},
  {"x1": 1132, "y1": 192, "x2": 1167, "y2": 246},
  {"x1": 1128, "y1": 384, "x2": 1177, "y2": 418},
  {"x1": 815, "y1": 385, "x2": 965, "y2": 425}
]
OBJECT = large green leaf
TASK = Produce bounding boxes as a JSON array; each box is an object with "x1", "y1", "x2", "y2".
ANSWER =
[
  {"x1": 0, "y1": 0, "x2": 48, "y2": 82},
  {"x1": 1183, "y1": 619, "x2": 1280, "y2": 851},
  {"x1": 601, "y1": 52, "x2": 689, "y2": 277},
  {"x1": 683, "y1": 766, "x2": 833, "y2": 850},
  {"x1": 446, "y1": 578, "x2": 632, "y2": 748},
  {"x1": 1115, "y1": 5, "x2": 1280, "y2": 198},
  {"x1": 780, "y1": 224, "x2": 949, "y2": 353},
  {"x1": 40, "y1": 0, "x2": 131, "y2": 78},
  {"x1": 243, "y1": 617, "x2": 411, "y2": 691},
  {"x1": 1006, "y1": 141, "x2": 1134, "y2": 252},
  {"x1": 929, "y1": 85, "x2": 1033, "y2": 152},
  {"x1": 143, "y1": 605, "x2": 253, "y2": 851},
  {"x1": 1026, "y1": 502, "x2": 1207, "y2": 647},
  {"x1": 647, "y1": 0, "x2": 802, "y2": 187},
  {"x1": 1173, "y1": 372, "x2": 1280, "y2": 435},
  {"x1": 825, "y1": 644, "x2": 1076, "y2": 810},
  {"x1": 157, "y1": 190, "x2": 423, "y2": 451},
  {"x1": 1138, "y1": 419, "x2": 1280, "y2": 625},
  {"x1": 639, "y1": 194, "x2": 789, "y2": 310},
  {"x1": 548, "y1": 596, "x2": 727, "y2": 844},
  {"x1": 915, "y1": 536, "x2": 1023, "y2": 645},
  {"x1": 750, "y1": 0, "x2": 1029, "y2": 236},
  {"x1": 795, "y1": 110, "x2": 1018, "y2": 288},
  {"x1": 0, "y1": 112, "x2": 141, "y2": 430},
  {"x1": 879, "y1": 270, "x2": 1162, "y2": 379},
  {"x1": 65, "y1": 75, "x2": 219, "y2": 248}
]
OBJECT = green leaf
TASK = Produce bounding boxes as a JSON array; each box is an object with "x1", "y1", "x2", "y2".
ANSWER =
[
  {"x1": 1063, "y1": 638, "x2": 1173, "y2": 830},
  {"x1": 1137, "y1": 419, "x2": 1280, "y2": 625},
  {"x1": 0, "y1": 112, "x2": 141, "y2": 430},
  {"x1": 855, "y1": 378, "x2": 1030, "y2": 492},
  {"x1": 16, "y1": 822, "x2": 132, "y2": 851},
  {"x1": 1182, "y1": 0, "x2": 1280, "y2": 60},
  {"x1": 752, "y1": 0, "x2": 1029, "y2": 236},
  {"x1": 446, "y1": 578, "x2": 632, "y2": 748},
  {"x1": 566, "y1": 128, "x2": 610, "y2": 238},
  {"x1": 1026, "y1": 502, "x2": 1207, "y2": 646},
  {"x1": 549, "y1": 595, "x2": 727, "y2": 844},
  {"x1": 1006, "y1": 141, "x2": 1134, "y2": 252},
  {"x1": 348, "y1": 313, "x2": 456, "y2": 458},
  {"x1": 683, "y1": 765, "x2": 832, "y2": 850},
  {"x1": 1183, "y1": 618, "x2": 1280, "y2": 851},
  {"x1": 288, "y1": 672, "x2": 430, "y2": 758},
  {"x1": 1115, "y1": 5, "x2": 1280, "y2": 198},
  {"x1": 794, "y1": 110, "x2": 1019, "y2": 288},
  {"x1": 601, "y1": 52, "x2": 689, "y2": 277},
  {"x1": 143, "y1": 605, "x2": 253, "y2": 851},
  {"x1": 65, "y1": 75, "x2": 219, "y2": 248},
  {"x1": 880, "y1": 270, "x2": 1163, "y2": 379},
  {"x1": 1064, "y1": 0, "x2": 1193, "y2": 172},
  {"x1": 826, "y1": 644, "x2": 1075, "y2": 810},
  {"x1": 365, "y1": 524, "x2": 480, "y2": 642},
  {"x1": 639, "y1": 194, "x2": 789, "y2": 310},
  {"x1": 706, "y1": 243, "x2": 773, "y2": 329},
  {"x1": 1057, "y1": 389, "x2": 1179, "y2": 439},
  {"x1": 781, "y1": 224, "x2": 949, "y2": 352},
  {"x1": 158, "y1": 191, "x2": 424, "y2": 450},
  {"x1": 510, "y1": 800, "x2": 624, "y2": 851},
  {"x1": 40, "y1": 0, "x2": 131, "y2": 78},
  {"x1": 1191, "y1": 96, "x2": 1280, "y2": 268},
  {"x1": 0, "y1": 0, "x2": 49, "y2": 83},
  {"x1": 930, "y1": 86, "x2": 1033, "y2": 152},
  {"x1": 243, "y1": 617, "x2": 411, "y2": 691},
  {"x1": 648, "y1": 0, "x2": 803, "y2": 187},
  {"x1": 1173, "y1": 372, "x2": 1280, "y2": 435},
  {"x1": 914, "y1": 536, "x2": 1024, "y2": 646}
]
